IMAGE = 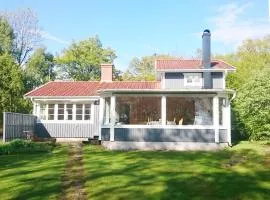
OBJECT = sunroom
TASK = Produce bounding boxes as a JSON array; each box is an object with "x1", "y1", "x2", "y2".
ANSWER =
[
  {"x1": 99, "y1": 89, "x2": 233, "y2": 150},
  {"x1": 33, "y1": 97, "x2": 100, "y2": 138}
]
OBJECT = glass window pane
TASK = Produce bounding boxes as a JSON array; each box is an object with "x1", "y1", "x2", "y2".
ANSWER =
[
  {"x1": 48, "y1": 104, "x2": 54, "y2": 120},
  {"x1": 58, "y1": 104, "x2": 64, "y2": 120},
  {"x1": 166, "y1": 97, "x2": 213, "y2": 125},
  {"x1": 76, "y1": 104, "x2": 83, "y2": 120},
  {"x1": 39, "y1": 104, "x2": 46, "y2": 120},
  {"x1": 66, "y1": 104, "x2": 73, "y2": 120},
  {"x1": 115, "y1": 97, "x2": 161, "y2": 125},
  {"x1": 76, "y1": 104, "x2": 83, "y2": 114},
  {"x1": 84, "y1": 104, "x2": 91, "y2": 120},
  {"x1": 166, "y1": 97, "x2": 195, "y2": 125},
  {"x1": 76, "y1": 115, "x2": 82, "y2": 120},
  {"x1": 48, "y1": 114, "x2": 54, "y2": 120}
]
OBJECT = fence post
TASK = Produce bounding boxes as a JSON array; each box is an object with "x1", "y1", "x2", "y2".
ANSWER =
[{"x1": 3, "y1": 112, "x2": 6, "y2": 143}]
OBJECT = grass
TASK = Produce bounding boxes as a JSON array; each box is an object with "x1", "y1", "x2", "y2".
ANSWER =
[
  {"x1": 83, "y1": 141, "x2": 270, "y2": 200},
  {"x1": 0, "y1": 145, "x2": 68, "y2": 200}
]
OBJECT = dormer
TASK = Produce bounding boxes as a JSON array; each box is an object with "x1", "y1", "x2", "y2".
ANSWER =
[{"x1": 155, "y1": 30, "x2": 235, "y2": 90}]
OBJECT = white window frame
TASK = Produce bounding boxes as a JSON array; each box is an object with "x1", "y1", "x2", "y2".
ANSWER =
[
  {"x1": 37, "y1": 102, "x2": 94, "y2": 123},
  {"x1": 184, "y1": 73, "x2": 203, "y2": 87},
  {"x1": 57, "y1": 103, "x2": 65, "y2": 120},
  {"x1": 39, "y1": 103, "x2": 47, "y2": 120}
]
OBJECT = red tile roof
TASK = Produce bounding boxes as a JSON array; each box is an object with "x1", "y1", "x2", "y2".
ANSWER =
[
  {"x1": 25, "y1": 81, "x2": 161, "y2": 97},
  {"x1": 155, "y1": 59, "x2": 235, "y2": 70}
]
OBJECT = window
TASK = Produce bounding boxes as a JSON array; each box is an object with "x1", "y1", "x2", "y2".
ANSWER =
[
  {"x1": 76, "y1": 104, "x2": 83, "y2": 120},
  {"x1": 166, "y1": 97, "x2": 213, "y2": 125},
  {"x1": 58, "y1": 104, "x2": 64, "y2": 120},
  {"x1": 115, "y1": 97, "x2": 161, "y2": 125},
  {"x1": 84, "y1": 104, "x2": 91, "y2": 120},
  {"x1": 39, "y1": 104, "x2": 46, "y2": 120},
  {"x1": 48, "y1": 104, "x2": 55, "y2": 120},
  {"x1": 66, "y1": 104, "x2": 73, "y2": 120},
  {"x1": 38, "y1": 103, "x2": 92, "y2": 121},
  {"x1": 184, "y1": 73, "x2": 202, "y2": 87}
]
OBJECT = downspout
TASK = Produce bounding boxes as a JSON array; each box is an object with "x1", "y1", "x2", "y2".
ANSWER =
[{"x1": 229, "y1": 91, "x2": 236, "y2": 103}]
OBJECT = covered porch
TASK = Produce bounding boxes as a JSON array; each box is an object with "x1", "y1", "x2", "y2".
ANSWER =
[{"x1": 99, "y1": 89, "x2": 233, "y2": 150}]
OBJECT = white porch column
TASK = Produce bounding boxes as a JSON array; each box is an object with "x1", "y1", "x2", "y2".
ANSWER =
[
  {"x1": 99, "y1": 98, "x2": 105, "y2": 141},
  {"x1": 105, "y1": 99, "x2": 110, "y2": 124},
  {"x1": 225, "y1": 98, "x2": 232, "y2": 146},
  {"x1": 213, "y1": 96, "x2": 219, "y2": 143},
  {"x1": 161, "y1": 95, "x2": 166, "y2": 125},
  {"x1": 110, "y1": 95, "x2": 116, "y2": 141}
]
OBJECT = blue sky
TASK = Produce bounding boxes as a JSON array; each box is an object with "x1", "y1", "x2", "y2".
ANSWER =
[{"x1": 1, "y1": 0, "x2": 269, "y2": 70}]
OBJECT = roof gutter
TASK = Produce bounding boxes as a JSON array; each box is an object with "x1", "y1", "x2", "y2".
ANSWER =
[{"x1": 98, "y1": 89, "x2": 235, "y2": 95}]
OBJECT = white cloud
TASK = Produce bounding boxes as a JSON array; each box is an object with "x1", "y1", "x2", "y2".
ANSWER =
[
  {"x1": 39, "y1": 30, "x2": 69, "y2": 45},
  {"x1": 209, "y1": 2, "x2": 270, "y2": 46}
]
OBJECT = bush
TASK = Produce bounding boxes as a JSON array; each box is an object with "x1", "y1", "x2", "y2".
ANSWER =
[
  {"x1": 0, "y1": 139, "x2": 55, "y2": 155},
  {"x1": 233, "y1": 67, "x2": 270, "y2": 140}
]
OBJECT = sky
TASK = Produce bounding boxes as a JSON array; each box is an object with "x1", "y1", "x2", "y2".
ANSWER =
[{"x1": 1, "y1": 0, "x2": 270, "y2": 70}]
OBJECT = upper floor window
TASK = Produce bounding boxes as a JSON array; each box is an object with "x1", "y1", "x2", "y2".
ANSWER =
[{"x1": 184, "y1": 73, "x2": 202, "y2": 87}]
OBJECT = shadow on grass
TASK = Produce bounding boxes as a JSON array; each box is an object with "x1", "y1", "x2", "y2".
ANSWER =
[
  {"x1": 0, "y1": 146, "x2": 68, "y2": 200},
  {"x1": 83, "y1": 145, "x2": 270, "y2": 200}
]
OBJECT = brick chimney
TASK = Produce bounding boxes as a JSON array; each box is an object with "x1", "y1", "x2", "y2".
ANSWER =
[{"x1": 100, "y1": 63, "x2": 113, "y2": 82}]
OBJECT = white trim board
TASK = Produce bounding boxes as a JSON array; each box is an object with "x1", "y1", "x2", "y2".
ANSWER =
[
  {"x1": 102, "y1": 141, "x2": 229, "y2": 151},
  {"x1": 102, "y1": 125, "x2": 219, "y2": 129}
]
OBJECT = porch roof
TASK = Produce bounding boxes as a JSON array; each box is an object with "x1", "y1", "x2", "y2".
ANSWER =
[{"x1": 24, "y1": 81, "x2": 160, "y2": 98}]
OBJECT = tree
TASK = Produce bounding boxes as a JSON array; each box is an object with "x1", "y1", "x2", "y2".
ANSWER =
[
  {"x1": 56, "y1": 36, "x2": 117, "y2": 81},
  {"x1": 216, "y1": 35, "x2": 270, "y2": 90},
  {"x1": 24, "y1": 48, "x2": 55, "y2": 92},
  {"x1": 122, "y1": 54, "x2": 178, "y2": 81},
  {"x1": 233, "y1": 67, "x2": 270, "y2": 140},
  {"x1": 0, "y1": 15, "x2": 31, "y2": 120},
  {"x1": 0, "y1": 17, "x2": 14, "y2": 54},
  {"x1": 216, "y1": 36, "x2": 270, "y2": 140},
  {"x1": 0, "y1": 53, "x2": 24, "y2": 116},
  {"x1": 1, "y1": 8, "x2": 41, "y2": 66}
]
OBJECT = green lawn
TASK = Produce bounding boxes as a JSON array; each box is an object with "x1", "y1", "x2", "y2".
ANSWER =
[
  {"x1": 84, "y1": 142, "x2": 270, "y2": 200},
  {"x1": 0, "y1": 145, "x2": 68, "y2": 200}
]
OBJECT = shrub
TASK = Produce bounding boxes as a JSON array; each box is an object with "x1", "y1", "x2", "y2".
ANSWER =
[
  {"x1": 233, "y1": 67, "x2": 270, "y2": 140},
  {"x1": 0, "y1": 139, "x2": 55, "y2": 155}
]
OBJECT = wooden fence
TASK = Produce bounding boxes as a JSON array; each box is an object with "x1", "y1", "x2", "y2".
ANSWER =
[{"x1": 3, "y1": 112, "x2": 37, "y2": 142}]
